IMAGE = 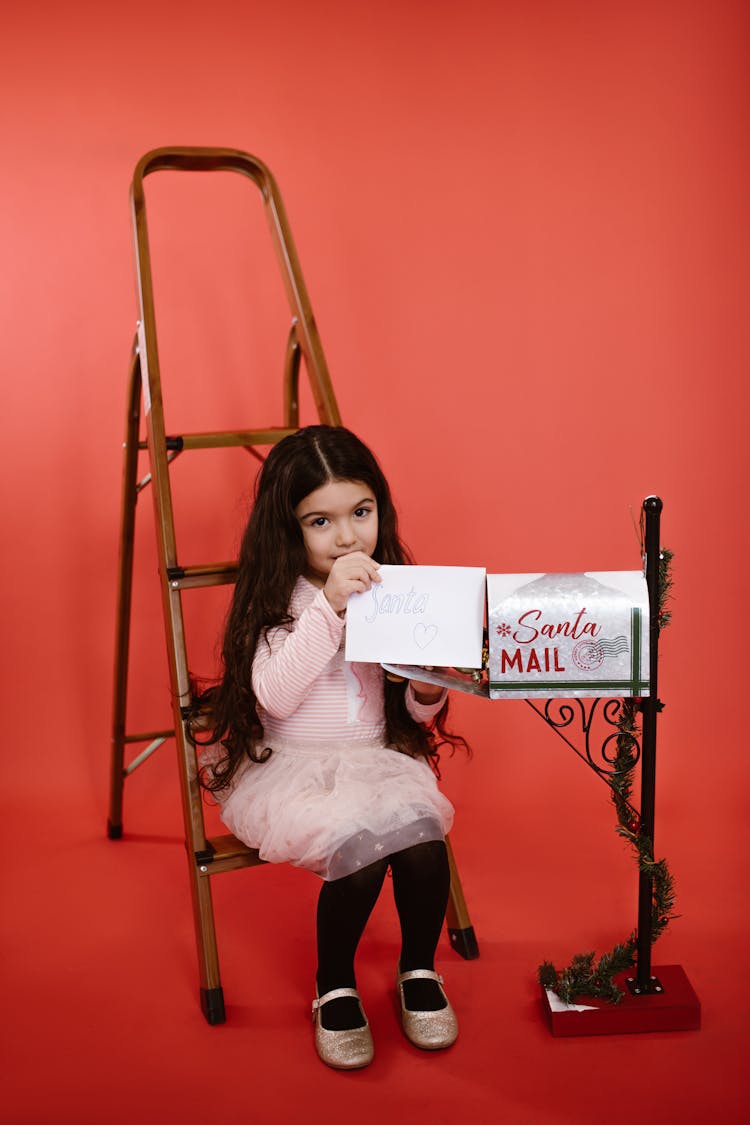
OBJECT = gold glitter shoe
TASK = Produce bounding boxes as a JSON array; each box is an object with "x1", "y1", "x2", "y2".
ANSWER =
[
  {"x1": 312, "y1": 987, "x2": 374, "y2": 1070},
  {"x1": 396, "y1": 969, "x2": 458, "y2": 1050}
]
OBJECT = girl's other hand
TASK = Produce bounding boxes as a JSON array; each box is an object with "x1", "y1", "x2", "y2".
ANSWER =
[
  {"x1": 410, "y1": 672, "x2": 445, "y2": 704},
  {"x1": 323, "y1": 552, "x2": 381, "y2": 615}
]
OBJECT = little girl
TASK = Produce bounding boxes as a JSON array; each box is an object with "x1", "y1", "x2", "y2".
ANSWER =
[{"x1": 192, "y1": 425, "x2": 466, "y2": 1070}]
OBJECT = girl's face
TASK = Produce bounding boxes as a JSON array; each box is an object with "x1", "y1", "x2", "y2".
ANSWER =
[{"x1": 294, "y1": 478, "x2": 379, "y2": 585}]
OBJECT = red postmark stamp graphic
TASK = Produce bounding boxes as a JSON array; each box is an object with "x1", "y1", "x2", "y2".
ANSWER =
[
  {"x1": 573, "y1": 640, "x2": 604, "y2": 671},
  {"x1": 572, "y1": 635, "x2": 629, "y2": 671}
]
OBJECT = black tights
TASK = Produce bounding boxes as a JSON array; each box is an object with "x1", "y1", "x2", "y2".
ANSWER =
[{"x1": 316, "y1": 839, "x2": 451, "y2": 1030}]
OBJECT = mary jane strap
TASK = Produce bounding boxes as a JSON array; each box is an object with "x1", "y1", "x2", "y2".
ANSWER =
[
  {"x1": 397, "y1": 969, "x2": 444, "y2": 986},
  {"x1": 312, "y1": 986, "x2": 362, "y2": 1016}
]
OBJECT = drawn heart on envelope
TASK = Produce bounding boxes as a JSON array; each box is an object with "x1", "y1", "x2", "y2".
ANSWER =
[{"x1": 413, "y1": 623, "x2": 438, "y2": 649}]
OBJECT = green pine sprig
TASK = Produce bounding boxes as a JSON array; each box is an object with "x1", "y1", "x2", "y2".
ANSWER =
[{"x1": 658, "y1": 548, "x2": 674, "y2": 629}]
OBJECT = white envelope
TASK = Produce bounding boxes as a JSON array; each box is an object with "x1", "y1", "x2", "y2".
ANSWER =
[{"x1": 345, "y1": 564, "x2": 486, "y2": 667}]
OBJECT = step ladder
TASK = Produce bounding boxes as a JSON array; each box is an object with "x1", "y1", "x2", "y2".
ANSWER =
[{"x1": 108, "y1": 147, "x2": 478, "y2": 1025}]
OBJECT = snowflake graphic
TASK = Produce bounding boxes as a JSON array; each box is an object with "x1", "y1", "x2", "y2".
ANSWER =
[{"x1": 496, "y1": 623, "x2": 512, "y2": 637}]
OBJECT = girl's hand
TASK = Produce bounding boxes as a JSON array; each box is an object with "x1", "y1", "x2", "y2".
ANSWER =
[
  {"x1": 410, "y1": 677, "x2": 445, "y2": 704},
  {"x1": 323, "y1": 552, "x2": 381, "y2": 615}
]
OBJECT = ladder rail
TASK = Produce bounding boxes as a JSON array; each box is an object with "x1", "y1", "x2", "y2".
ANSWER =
[
  {"x1": 108, "y1": 340, "x2": 143, "y2": 839},
  {"x1": 120, "y1": 147, "x2": 348, "y2": 1014}
]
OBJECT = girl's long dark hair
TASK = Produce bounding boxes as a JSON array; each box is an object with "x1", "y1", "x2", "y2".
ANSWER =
[{"x1": 189, "y1": 425, "x2": 467, "y2": 791}]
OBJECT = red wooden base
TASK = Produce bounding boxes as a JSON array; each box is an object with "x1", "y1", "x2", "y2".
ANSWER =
[{"x1": 541, "y1": 965, "x2": 701, "y2": 1037}]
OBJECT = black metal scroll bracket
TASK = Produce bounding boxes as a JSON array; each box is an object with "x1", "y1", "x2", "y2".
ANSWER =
[
  {"x1": 524, "y1": 696, "x2": 641, "y2": 821},
  {"x1": 525, "y1": 495, "x2": 664, "y2": 997}
]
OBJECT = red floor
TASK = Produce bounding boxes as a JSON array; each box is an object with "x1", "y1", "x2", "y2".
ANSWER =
[{"x1": 5, "y1": 729, "x2": 748, "y2": 1125}]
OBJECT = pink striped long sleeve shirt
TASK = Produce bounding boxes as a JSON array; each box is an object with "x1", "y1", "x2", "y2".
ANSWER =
[{"x1": 252, "y1": 576, "x2": 446, "y2": 747}]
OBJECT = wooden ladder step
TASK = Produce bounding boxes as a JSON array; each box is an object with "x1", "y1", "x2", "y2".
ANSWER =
[
  {"x1": 166, "y1": 563, "x2": 239, "y2": 589},
  {"x1": 139, "y1": 427, "x2": 296, "y2": 452},
  {"x1": 202, "y1": 834, "x2": 265, "y2": 876}
]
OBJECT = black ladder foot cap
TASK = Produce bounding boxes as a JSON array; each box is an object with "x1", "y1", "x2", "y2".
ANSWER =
[
  {"x1": 107, "y1": 819, "x2": 123, "y2": 840},
  {"x1": 449, "y1": 925, "x2": 479, "y2": 960},
  {"x1": 201, "y1": 986, "x2": 226, "y2": 1025}
]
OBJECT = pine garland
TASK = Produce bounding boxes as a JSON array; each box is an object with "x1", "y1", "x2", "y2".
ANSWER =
[
  {"x1": 658, "y1": 548, "x2": 674, "y2": 629},
  {"x1": 538, "y1": 550, "x2": 677, "y2": 1005}
]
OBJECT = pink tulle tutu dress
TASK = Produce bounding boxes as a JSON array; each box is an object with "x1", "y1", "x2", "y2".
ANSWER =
[{"x1": 214, "y1": 577, "x2": 454, "y2": 881}]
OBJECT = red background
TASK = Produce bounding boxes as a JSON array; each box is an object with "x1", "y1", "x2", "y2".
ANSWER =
[{"x1": 2, "y1": 1, "x2": 748, "y2": 1122}]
